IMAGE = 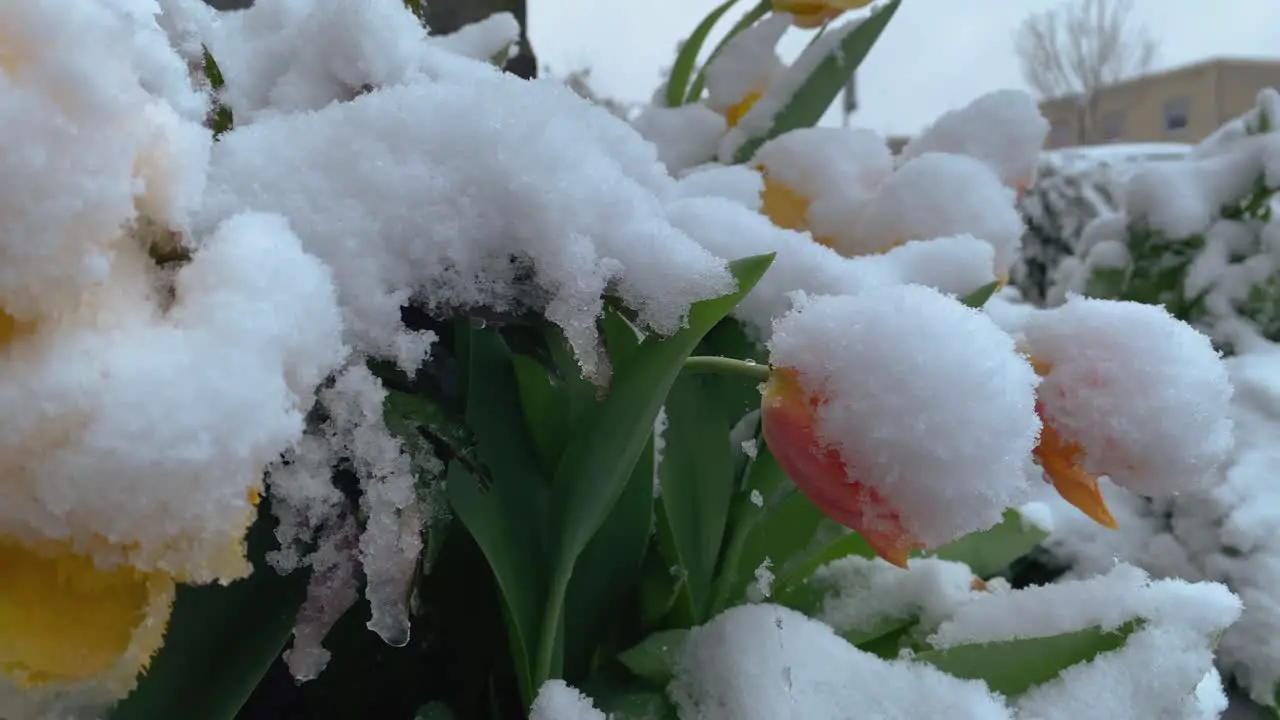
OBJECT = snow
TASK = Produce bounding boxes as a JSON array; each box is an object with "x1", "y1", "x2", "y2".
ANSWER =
[
  {"x1": 813, "y1": 556, "x2": 983, "y2": 635},
  {"x1": 901, "y1": 89, "x2": 1050, "y2": 191},
  {"x1": 669, "y1": 603, "x2": 1014, "y2": 720},
  {"x1": 529, "y1": 680, "x2": 607, "y2": 720},
  {"x1": 765, "y1": 286, "x2": 1042, "y2": 548}
]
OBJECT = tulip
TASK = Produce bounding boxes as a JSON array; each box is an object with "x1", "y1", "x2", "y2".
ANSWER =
[
  {"x1": 772, "y1": 0, "x2": 877, "y2": 28},
  {"x1": 1026, "y1": 356, "x2": 1118, "y2": 529},
  {"x1": 761, "y1": 367, "x2": 923, "y2": 567}
]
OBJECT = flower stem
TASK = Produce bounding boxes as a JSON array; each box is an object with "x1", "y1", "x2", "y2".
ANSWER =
[{"x1": 682, "y1": 355, "x2": 771, "y2": 383}]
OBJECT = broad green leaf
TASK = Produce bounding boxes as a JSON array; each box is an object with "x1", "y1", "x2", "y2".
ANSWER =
[
  {"x1": 618, "y1": 629, "x2": 691, "y2": 685},
  {"x1": 414, "y1": 702, "x2": 459, "y2": 720},
  {"x1": 656, "y1": 374, "x2": 737, "y2": 621},
  {"x1": 563, "y1": 433, "x2": 655, "y2": 678},
  {"x1": 774, "y1": 526, "x2": 874, "y2": 595},
  {"x1": 913, "y1": 621, "x2": 1141, "y2": 697},
  {"x1": 694, "y1": 318, "x2": 769, "y2": 428},
  {"x1": 446, "y1": 328, "x2": 550, "y2": 706},
  {"x1": 933, "y1": 509, "x2": 1050, "y2": 579},
  {"x1": 665, "y1": 0, "x2": 741, "y2": 107},
  {"x1": 511, "y1": 353, "x2": 570, "y2": 476},
  {"x1": 535, "y1": 254, "x2": 775, "y2": 686},
  {"x1": 732, "y1": 0, "x2": 902, "y2": 163},
  {"x1": 685, "y1": 0, "x2": 772, "y2": 104},
  {"x1": 581, "y1": 673, "x2": 681, "y2": 720},
  {"x1": 709, "y1": 446, "x2": 819, "y2": 614},
  {"x1": 959, "y1": 280, "x2": 1001, "y2": 309},
  {"x1": 107, "y1": 501, "x2": 308, "y2": 720}
]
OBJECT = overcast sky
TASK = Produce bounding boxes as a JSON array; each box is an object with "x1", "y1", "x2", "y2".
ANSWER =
[{"x1": 527, "y1": 0, "x2": 1280, "y2": 136}]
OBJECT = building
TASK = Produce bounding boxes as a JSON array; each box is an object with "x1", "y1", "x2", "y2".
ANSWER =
[{"x1": 1038, "y1": 57, "x2": 1280, "y2": 149}]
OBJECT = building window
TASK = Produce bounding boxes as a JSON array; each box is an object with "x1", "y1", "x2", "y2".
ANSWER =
[
  {"x1": 1164, "y1": 97, "x2": 1190, "y2": 132},
  {"x1": 1099, "y1": 109, "x2": 1126, "y2": 142},
  {"x1": 1048, "y1": 120, "x2": 1073, "y2": 148}
]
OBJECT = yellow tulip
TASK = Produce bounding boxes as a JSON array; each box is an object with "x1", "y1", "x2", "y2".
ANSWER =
[{"x1": 773, "y1": 0, "x2": 877, "y2": 28}]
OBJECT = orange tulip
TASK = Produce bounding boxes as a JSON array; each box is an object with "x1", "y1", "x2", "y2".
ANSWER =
[
  {"x1": 761, "y1": 368, "x2": 923, "y2": 567},
  {"x1": 772, "y1": 0, "x2": 877, "y2": 28},
  {"x1": 1027, "y1": 357, "x2": 1118, "y2": 529}
]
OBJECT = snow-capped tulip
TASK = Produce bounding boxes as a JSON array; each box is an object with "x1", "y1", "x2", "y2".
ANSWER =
[
  {"x1": 752, "y1": 128, "x2": 894, "y2": 252},
  {"x1": 1028, "y1": 357, "x2": 1119, "y2": 529},
  {"x1": 0, "y1": 540, "x2": 175, "y2": 709},
  {"x1": 762, "y1": 287, "x2": 1042, "y2": 567},
  {"x1": 1020, "y1": 296, "x2": 1234, "y2": 507},
  {"x1": 762, "y1": 367, "x2": 923, "y2": 566},
  {"x1": 702, "y1": 15, "x2": 788, "y2": 129},
  {"x1": 773, "y1": 0, "x2": 876, "y2": 28}
]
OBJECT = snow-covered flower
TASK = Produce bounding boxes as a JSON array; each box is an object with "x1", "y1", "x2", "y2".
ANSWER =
[
  {"x1": 702, "y1": 15, "x2": 789, "y2": 129},
  {"x1": 772, "y1": 0, "x2": 876, "y2": 29},
  {"x1": 1018, "y1": 296, "x2": 1234, "y2": 526},
  {"x1": 762, "y1": 286, "x2": 1042, "y2": 566}
]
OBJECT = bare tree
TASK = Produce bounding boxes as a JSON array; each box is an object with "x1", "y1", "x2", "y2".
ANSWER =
[{"x1": 1014, "y1": 0, "x2": 1157, "y2": 144}]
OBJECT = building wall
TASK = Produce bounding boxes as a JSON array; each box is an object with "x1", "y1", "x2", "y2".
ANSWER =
[{"x1": 1038, "y1": 59, "x2": 1280, "y2": 149}]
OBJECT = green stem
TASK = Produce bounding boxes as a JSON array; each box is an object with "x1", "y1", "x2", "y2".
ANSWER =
[
  {"x1": 708, "y1": 496, "x2": 758, "y2": 615},
  {"x1": 533, "y1": 567, "x2": 570, "y2": 693},
  {"x1": 682, "y1": 355, "x2": 771, "y2": 383}
]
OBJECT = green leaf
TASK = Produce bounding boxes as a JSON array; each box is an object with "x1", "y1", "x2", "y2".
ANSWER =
[
  {"x1": 913, "y1": 621, "x2": 1141, "y2": 697},
  {"x1": 511, "y1": 353, "x2": 570, "y2": 477},
  {"x1": 665, "y1": 0, "x2": 742, "y2": 107},
  {"x1": 414, "y1": 701, "x2": 459, "y2": 720},
  {"x1": 581, "y1": 673, "x2": 681, "y2": 720},
  {"x1": 446, "y1": 328, "x2": 550, "y2": 706},
  {"x1": 932, "y1": 509, "x2": 1050, "y2": 579},
  {"x1": 685, "y1": 0, "x2": 772, "y2": 104},
  {"x1": 107, "y1": 501, "x2": 309, "y2": 720},
  {"x1": 617, "y1": 629, "x2": 690, "y2": 685},
  {"x1": 563, "y1": 431, "x2": 655, "y2": 678},
  {"x1": 536, "y1": 253, "x2": 776, "y2": 686},
  {"x1": 959, "y1": 280, "x2": 1001, "y2": 309},
  {"x1": 732, "y1": 0, "x2": 902, "y2": 164},
  {"x1": 655, "y1": 374, "x2": 737, "y2": 621}
]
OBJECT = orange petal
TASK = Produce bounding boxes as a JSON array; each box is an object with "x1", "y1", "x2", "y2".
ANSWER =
[
  {"x1": 761, "y1": 369, "x2": 923, "y2": 567},
  {"x1": 1034, "y1": 405, "x2": 1119, "y2": 530}
]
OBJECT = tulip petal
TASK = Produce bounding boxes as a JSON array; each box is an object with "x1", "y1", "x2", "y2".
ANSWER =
[
  {"x1": 0, "y1": 538, "x2": 174, "y2": 690},
  {"x1": 1034, "y1": 413, "x2": 1119, "y2": 530},
  {"x1": 762, "y1": 369, "x2": 922, "y2": 567}
]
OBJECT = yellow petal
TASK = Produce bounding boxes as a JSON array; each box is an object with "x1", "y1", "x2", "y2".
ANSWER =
[
  {"x1": 724, "y1": 90, "x2": 763, "y2": 128},
  {"x1": 0, "y1": 538, "x2": 175, "y2": 691},
  {"x1": 758, "y1": 169, "x2": 812, "y2": 232}
]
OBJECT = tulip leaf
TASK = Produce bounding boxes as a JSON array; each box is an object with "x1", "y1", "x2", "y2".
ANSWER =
[
  {"x1": 933, "y1": 508, "x2": 1050, "y2": 579},
  {"x1": 665, "y1": 0, "x2": 741, "y2": 107},
  {"x1": 732, "y1": 0, "x2": 902, "y2": 164},
  {"x1": 617, "y1": 629, "x2": 691, "y2": 685},
  {"x1": 913, "y1": 620, "x2": 1142, "y2": 697},
  {"x1": 446, "y1": 327, "x2": 550, "y2": 706},
  {"x1": 655, "y1": 373, "x2": 737, "y2": 622},
  {"x1": 581, "y1": 672, "x2": 681, "y2": 720},
  {"x1": 534, "y1": 254, "x2": 775, "y2": 687},
  {"x1": 107, "y1": 501, "x2": 309, "y2": 720},
  {"x1": 414, "y1": 702, "x2": 460, "y2": 720},
  {"x1": 959, "y1": 280, "x2": 1002, "y2": 309}
]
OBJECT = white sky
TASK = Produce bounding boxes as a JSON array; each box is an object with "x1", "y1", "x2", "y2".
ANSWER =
[{"x1": 528, "y1": 0, "x2": 1280, "y2": 137}]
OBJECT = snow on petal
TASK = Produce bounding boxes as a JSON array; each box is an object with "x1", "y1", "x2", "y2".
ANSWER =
[
  {"x1": 1020, "y1": 295, "x2": 1234, "y2": 497},
  {"x1": 848, "y1": 152, "x2": 1024, "y2": 279},
  {"x1": 900, "y1": 89, "x2": 1050, "y2": 192},
  {"x1": 764, "y1": 286, "x2": 1041, "y2": 549},
  {"x1": 198, "y1": 75, "x2": 735, "y2": 379}
]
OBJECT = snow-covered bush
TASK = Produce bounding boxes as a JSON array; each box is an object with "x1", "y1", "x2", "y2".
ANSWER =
[
  {"x1": 1012, "y1": 144, "x2": 1190, "y2": 305},
  {"x1": 0, "y1": 1, "x2": 1248, "y2": 719}
]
